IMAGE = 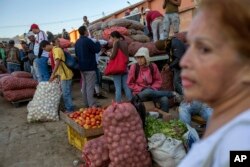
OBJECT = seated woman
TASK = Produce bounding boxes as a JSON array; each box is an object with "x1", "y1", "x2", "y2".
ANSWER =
[{"x1": 127, "y1": 47, "x2": 178, "y2": 112}]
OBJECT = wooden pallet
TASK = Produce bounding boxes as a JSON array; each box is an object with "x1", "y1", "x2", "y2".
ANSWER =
[{"x1": 11, "y1": 98, "x2": 32, "y2": 108}]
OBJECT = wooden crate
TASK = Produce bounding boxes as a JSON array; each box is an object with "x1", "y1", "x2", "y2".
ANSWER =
[{"x1": 60, "y1": 111, "x2": 104, "y2": 137}]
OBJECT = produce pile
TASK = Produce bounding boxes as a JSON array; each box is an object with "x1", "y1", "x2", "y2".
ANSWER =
[
  {"x1": 0, "y1": 72, "x2": 37, "y2": 102},
  {"x1": 82, "y1": 136, "x2": 109, "y2": 167},
  {"x1": 27, "y1": 82, "x2": 61, "y2": 122},
  {"x1": 145, "y1": 116, "x2": 187, "y2": 140},
  {"x1": 88, "y1": 18, "x2": 164, "y2": 57},
  {"x1": 68, "y1": 107, "x2": 104, "y2": 129},
  {"x1": 83, "y1": 102, "x2": 152, "y2": 167}
]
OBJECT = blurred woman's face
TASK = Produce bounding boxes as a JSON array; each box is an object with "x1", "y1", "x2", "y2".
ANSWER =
[{"x1": 180, "y1": 11, "x2": 245, "y2": 104}]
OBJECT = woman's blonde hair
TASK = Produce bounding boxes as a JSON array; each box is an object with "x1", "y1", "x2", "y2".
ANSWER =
[{"x1": 200, "y1": 0, "x2": 250, "y2": 59}]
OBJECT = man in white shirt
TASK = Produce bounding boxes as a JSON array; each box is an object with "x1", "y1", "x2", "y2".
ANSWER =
[{"x1": 30, "y1": 24, "x2": 50, "y2": 82}]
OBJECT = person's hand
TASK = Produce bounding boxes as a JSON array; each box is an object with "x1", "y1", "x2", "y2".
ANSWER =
[
  {"x1": 153, "y1": 107, "x2": 174, "y2": 122},
  {"x1": 106, "y1": 51, "x2": 111, "y2": 57},
  {"x1": 100, "y1": 48, "x2": 106, "y2": 54},
  {"x1": 162, "y1": 113, "x2": 174, "y2": 122},
  {"x1": 49, "y1": 75, "x2": 56, "y2": 82},
  {"x1": 162, "y1": 64, "x2": 170, "y2": 71}
]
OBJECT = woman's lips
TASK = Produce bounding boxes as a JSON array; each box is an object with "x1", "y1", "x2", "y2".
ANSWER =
[{"x1": 181, "y1": 76, "x2": 195, "y2": 88}]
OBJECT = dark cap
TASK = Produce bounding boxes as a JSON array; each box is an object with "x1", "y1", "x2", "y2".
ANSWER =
[{"x1": 8, "y1": 40, "x2": 15, "y2": 45}]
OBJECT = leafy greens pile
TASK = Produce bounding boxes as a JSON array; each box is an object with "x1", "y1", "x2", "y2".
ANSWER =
[{"x1": 145, "y1": 116, "x2": 187, "y2": 140}]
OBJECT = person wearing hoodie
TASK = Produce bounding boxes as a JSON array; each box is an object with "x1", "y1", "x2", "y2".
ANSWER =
[{"x1": 127, "y1": 47, "x2": 178, "y2": 112}]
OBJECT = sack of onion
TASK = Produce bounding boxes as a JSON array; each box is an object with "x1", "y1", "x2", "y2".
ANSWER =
[
  {"x1": 27, "y1": 82, "x2": 61, "y2": 122},
  {"x1": 102, "y1": 102, "x2": 152, "y2": 167},
  {"x1": 82, "y1": 136, "x2": 110, "y2": 167}
]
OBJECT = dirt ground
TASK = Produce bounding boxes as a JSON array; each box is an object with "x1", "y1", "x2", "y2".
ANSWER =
[{"x1": 0, "y1": 81, "x2": 117, "y2": 167}]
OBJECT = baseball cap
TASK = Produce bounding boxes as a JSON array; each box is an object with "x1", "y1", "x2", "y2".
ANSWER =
[{"x1": 30, "y1": 24, "x2": 39, "y2": 31}]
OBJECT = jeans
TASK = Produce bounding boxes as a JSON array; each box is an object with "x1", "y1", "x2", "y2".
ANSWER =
[
  {"x1": 137, "y1": 88, "x2": 174, "y2": 112},
  {"x1": 81, "y1": 71, "x2": 96, "y2": 107},
  {"x1": 113, "y1": 74, "x2": 133, "y2": 103},
  {"x1": 30, "y1": 66, "x2": 37, "y2": 80},
  {"x1": 95, "y1": 68, "x2": 101, "y2": 94},
  {"x1": 163, "y1": 13, "x2": 180, "y2": 39},
  {"x1": 151, "y1": 18, "x2": 164, "y2": 42},
  {"x1": 33, "y1": 57, "x2": 50, "y2": 82},
  {"x1": 173, "y1": 68, "x2": 183, "y2": 95},
  {"x1": 179, "y1": 101, "x2": 213, "y2": 125},
  {"x1": 61, "y1": 80, "x2": 74, "y2": 112},
  {"x1": 7, "y1": 62, "x2": 21, "y2": 73},
  {"x1": 23, "y1": 61, "x2": 31, "y2": 73}
]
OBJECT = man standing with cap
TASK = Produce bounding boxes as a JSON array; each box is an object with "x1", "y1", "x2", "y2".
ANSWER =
[
  {"x1": 144, "y1": 8, "x2": 164, "y2": 42},
  {"x1": 30, "y1": 23, "x2": 50, "y2": 82}
]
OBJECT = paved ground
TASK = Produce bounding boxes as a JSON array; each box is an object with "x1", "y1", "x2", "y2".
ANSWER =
[{"x1": 0, "y1": 82, "x2": 115, "y2": 167}]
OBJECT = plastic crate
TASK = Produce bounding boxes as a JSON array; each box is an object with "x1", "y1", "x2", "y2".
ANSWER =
[{"x1": 67, "y1": 125, "x2": 96, "y2": 151}]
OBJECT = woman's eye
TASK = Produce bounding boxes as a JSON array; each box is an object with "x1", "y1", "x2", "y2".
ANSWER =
[{"x1": 197, "y1": 44, "x2": 211, "y2": 54}]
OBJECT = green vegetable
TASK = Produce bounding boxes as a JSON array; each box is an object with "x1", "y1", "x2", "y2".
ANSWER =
[{"x1": 145, "y1": 116, "x2": 187, "y2": 140}]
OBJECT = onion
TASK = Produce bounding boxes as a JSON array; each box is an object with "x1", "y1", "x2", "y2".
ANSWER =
[
  {"x1": 95, "y1": 159, "x2": 102, "y2": 166},
  {"x1": 111, "y1": 119, "x2": 117, "y2": 125},
  {"x1": 112, "y1": 134, "x2": 120, "y2": 142},
  {"x1": 115, "y1": 127, "x2": 122, "y2": 134},
  {"x1": 124, "y1": 144, "x2": 130, "y2": 151},
  {"x1": 111, "y1": 142, "x2": 118, "y2": 149}
]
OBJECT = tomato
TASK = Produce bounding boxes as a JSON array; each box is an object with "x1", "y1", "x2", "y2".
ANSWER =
[
  {"x1": 84, "y1": 125, "x2": 90, "y2": 129},
  {"x1": 85, "y1": 120, "x2": 91, "y2": 125}
]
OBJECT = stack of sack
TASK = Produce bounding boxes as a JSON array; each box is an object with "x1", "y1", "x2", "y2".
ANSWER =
[
  {"x1": 88, "y1": 18, "x2": 165, "y2": 57},
  {"x1": 0, "y1": 71, "x2": 37, "y2": 102},
  {"x1": 0, "y1": 73, "x2": 11, "y2": 95}
]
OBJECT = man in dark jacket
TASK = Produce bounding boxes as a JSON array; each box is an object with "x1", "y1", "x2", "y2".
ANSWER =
[
  {"x1": 155, "y1": 37, "x2": 186, "y2": 95},
  {"x1": 75, "y1": 25, "x2": 101, "y2": 107}
]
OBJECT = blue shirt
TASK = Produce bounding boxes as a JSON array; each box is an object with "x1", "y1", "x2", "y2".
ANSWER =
[{"x1": 75, "y1": 36, "x2": 101, "y2": 71}]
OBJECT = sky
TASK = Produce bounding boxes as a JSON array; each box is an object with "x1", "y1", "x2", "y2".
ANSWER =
[{"x1": 0, "y1": 0, "x2": 142, "y2": 38}]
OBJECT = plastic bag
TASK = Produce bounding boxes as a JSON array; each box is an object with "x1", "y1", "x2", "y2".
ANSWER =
[
  {"x1": 27, "y1": 81, "x2": 61, "y2": 122},
  {"x1": 182, "y1": 124, "x2": 200, "y2": 152},
  {"x1": 148, "y1": 133, "x2": 186, "y2": 167}
]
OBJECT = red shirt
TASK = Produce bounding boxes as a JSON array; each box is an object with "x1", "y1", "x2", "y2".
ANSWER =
[
  {"x1": 49, "y1": 51, "x2": 55, "y2": 70},
  {"x1": 146, "y1": 11, "x2": 163, "y2": 32}
]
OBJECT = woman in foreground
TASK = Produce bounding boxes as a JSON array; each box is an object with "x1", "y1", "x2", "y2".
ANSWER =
[{"x1": 178, "y1": 0, "x2": 250, "y2": 166}]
